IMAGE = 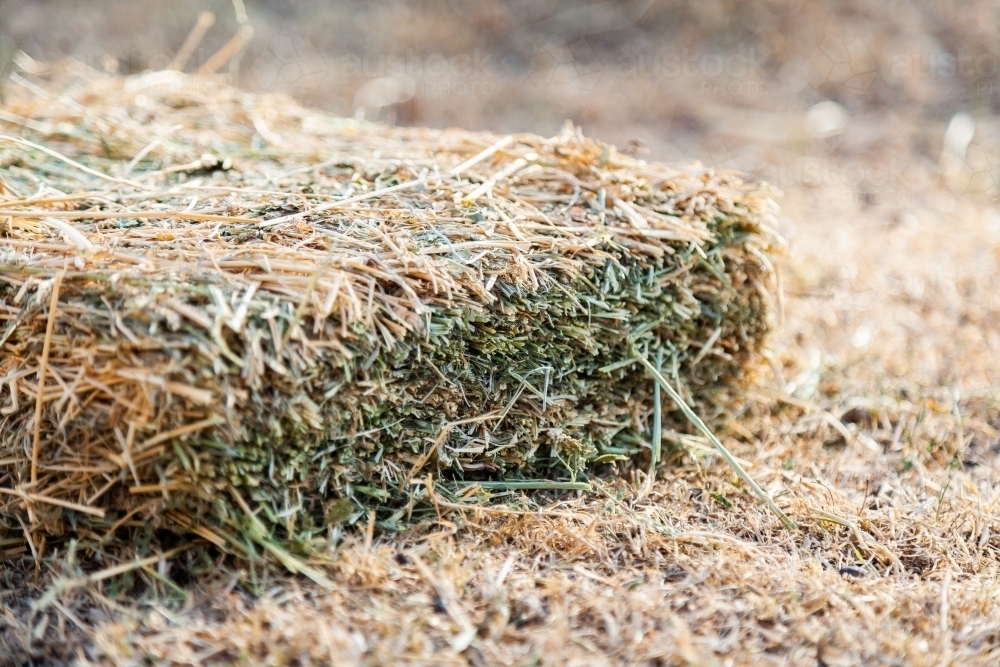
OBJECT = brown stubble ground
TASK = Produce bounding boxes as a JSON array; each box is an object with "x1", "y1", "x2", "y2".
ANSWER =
[
  {"x1": 5, "y1": 2, "x2": 1000, "y2": 663},
  {"x1": 5, "y1": 135, "x2": 997, "y2": 666}
]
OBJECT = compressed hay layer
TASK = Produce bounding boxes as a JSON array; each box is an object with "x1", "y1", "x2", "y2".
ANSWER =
[{"x1": 0, "y1": 68, "x2": 776, "y2": 546}]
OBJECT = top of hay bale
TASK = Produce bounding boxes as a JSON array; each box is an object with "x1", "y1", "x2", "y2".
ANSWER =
[{"x1": 0, "y1": 64, "x2": 779, "y2": 557}]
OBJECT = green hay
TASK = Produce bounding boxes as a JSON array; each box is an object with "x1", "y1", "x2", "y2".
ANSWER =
[{"x1": 0, "y1": 67, "x2": 778, "y2": 560}]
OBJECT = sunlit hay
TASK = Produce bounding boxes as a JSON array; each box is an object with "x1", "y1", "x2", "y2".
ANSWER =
[{"x1": 0, "y1": 66, "x2": 777, "y2": 558}]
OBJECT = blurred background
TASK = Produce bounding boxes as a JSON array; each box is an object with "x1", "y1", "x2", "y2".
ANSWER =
[
  {"x1": 2, "y1": 0, "x2": 997, "y2": 169},
  {"x1": 3, "y1": 0, "x2": 1000, "y2": 390}
]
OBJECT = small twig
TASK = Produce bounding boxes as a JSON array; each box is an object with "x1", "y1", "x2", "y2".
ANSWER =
[
  {"x1": 459, "y1": 480, "x2": 591, "y2": 491},
  {"x1": 446, "y1": 135, "x2": 513, "y2": 177},
  {"x1": 429, "y1": 499, "x2": 582, "y2": 519},
  {"x1": 30, "y1": 269, "x2": 63, "y2": 487},
  {"x1": 196, "y1": 25, "x2": 254, "y2": 76},
  {"x1": 40, "y1": 218, "x2": 94, "y2": 255},
  {"x1": 691, "y1": 327, "x2": 722, "y2": 366},
  {"x1": 19, "y1": 491, "x2": 106, "y2": 518},
  {"x1": 171, "y1": 11, "x2": 216, "y2": 72},
  {"x1": 460, "y1": 152, "x2": 537, "y2": 204},
  {"x1": 0, "y1": 208, "x2": 259, "y2": 224}
]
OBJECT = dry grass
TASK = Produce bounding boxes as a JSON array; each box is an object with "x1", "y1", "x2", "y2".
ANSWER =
[{"x1": 3, "y1": 54, "x2": 1000, "y2": 667}]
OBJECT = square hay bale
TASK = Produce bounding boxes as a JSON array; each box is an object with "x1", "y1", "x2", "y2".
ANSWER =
[{"x1": 0, "y1": 69, "x2": 777, "y2": 553}]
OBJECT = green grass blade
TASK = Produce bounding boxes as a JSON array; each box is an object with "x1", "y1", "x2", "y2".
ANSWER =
[{"x1": 634, "y1": 353, "x2": 797, "y2": 532}]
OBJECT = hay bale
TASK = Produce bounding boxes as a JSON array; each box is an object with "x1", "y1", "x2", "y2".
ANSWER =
[{"x1": 0, "y1": 68, "x2": 776, "y2": 551}]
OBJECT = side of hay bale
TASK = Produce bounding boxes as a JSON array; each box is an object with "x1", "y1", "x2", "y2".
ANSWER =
[{"x1": 0, "y1": 69, "x2": 776, "y2": 550}]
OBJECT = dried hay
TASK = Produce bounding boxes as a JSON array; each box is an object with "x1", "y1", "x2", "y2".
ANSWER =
[{"x1": 0, "y1": 65, "x2": 777, "y2": 563}]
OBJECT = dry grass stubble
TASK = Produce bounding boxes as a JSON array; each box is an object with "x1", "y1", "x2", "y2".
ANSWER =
[{"x1": 3, "y1": 67, "x2": 1000, "y2": 665}]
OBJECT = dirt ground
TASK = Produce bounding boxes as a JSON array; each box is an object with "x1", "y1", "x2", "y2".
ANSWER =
[{"x1": 3, "y1": 1, "x2": 1000, "y2": 665}]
